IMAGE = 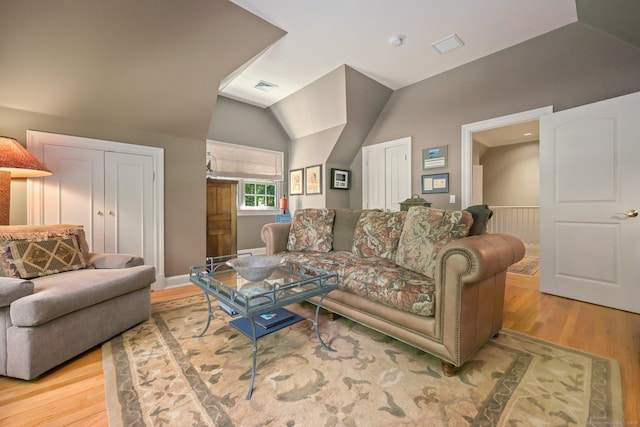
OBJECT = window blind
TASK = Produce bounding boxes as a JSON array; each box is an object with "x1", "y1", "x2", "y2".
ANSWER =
[{"x1": 208, "y1": 141, "x2": 283, "y2": 181}]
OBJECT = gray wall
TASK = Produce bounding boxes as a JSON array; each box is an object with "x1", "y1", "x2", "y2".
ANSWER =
[
  {"x1": 0, "y1": 106, "x2": 204, "y2": 277},
  {"x1": 481, "y1": 142, "x2": 539, "y2": 206},
  {"x1": 361, "y1": 22, "x2": 640, "y2": 209},
  {"x1": 207, "y1": 96, "x2": 290, "y2": 250}
]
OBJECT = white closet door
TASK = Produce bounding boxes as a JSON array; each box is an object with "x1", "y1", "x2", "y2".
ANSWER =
[
  {"x1": 104, "y1": 152, "x2": 154, "y2": 261},
  {"x1": 42, "y1": 145, "x2": 106, "y2": 252}
]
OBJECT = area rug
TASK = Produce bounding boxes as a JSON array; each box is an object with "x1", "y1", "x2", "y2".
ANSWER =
[
  {"x1": 507, "y1": 255, "x2": 540, "y2": 275},
  {"x1": 103, "y1": 295, "x2": 623, "y2": 426}
]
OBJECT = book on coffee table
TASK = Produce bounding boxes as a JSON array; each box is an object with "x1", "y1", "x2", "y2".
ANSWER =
[{"x1": 254, "y1": 308, "x2": 295, "y2": 329}]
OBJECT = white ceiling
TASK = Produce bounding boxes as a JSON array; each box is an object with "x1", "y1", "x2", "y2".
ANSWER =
[{"x1": 222, "y1": 0, "x2": 578, "y2": 108}]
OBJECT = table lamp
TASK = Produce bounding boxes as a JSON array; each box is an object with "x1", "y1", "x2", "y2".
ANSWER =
[{"x1": 0, "y1": 136, "x2": 52, "y2": 225}]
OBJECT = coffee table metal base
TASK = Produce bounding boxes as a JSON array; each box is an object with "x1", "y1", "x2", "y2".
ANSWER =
[{"x1": 195, "y1": 291, "x2": 335, "y2": 400}]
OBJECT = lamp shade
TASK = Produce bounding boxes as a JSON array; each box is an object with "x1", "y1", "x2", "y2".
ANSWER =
[{"x1": 0, "y1": 136, "x2": 52, "y2": 177}]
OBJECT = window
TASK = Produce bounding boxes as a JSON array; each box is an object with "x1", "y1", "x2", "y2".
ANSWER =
[
  {"x1": 207, "y1": 140, "x2": 284, "y2": 214},
  {"x1": 241, "y1": 180, "x2": 277, "y2": 208}
]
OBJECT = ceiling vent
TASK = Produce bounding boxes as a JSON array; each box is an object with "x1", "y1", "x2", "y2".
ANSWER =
[
  {"x1": 254, "y1": 80, "x2": 278, "y2": 92},
  {"x1": 432, "y1": 34, "x2": 464, "y2": 54}
]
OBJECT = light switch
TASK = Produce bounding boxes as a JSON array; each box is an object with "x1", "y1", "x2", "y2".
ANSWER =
[{"x1": 449, "y1": 195, "x2": 456, "y2": 204}]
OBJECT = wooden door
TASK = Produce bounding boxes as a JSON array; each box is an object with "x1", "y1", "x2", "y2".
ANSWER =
[
  {"x1": 540, "y1": 91, "x2": 640, "y2": 314},
  {"x1": 206, "y1": 179, "x2": 237, "y2": 258}
]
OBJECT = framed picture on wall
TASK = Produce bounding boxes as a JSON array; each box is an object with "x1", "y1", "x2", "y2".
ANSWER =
[
  {"x1": 330, "y1": 168, "x2": 350, "y2": 190},
  {"x1": 422, "y1": 173, "x2": 449, "y2": 194},
  {"x1": 289, "y1": 168, "x2": 304, "y2": 195},
  {"x1": 422, "y1": 145, "x2": 447, "y2": 170},
  {"x1": 305, "y1": 165, "x2": 322, "y2": 195}
]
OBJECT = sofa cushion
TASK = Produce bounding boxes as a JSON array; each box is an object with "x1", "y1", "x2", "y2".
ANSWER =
[
  {"x1": 333, "y1": 209, "x2": 364, "y2": 252},
  {"x1": 0, "y1": 236, "x2": 87, "y2": 279},
  {"x1": 286, "y1": 209, "x2": 336, "y2": 252},
  {"x1": 396, "y1": 207, "x2": 473, "y2": 279},
  {"x1": 352, "y1": 210, "x2": 406, "y2": 260},
  {"x1": 9, "y1": 265, "x2": 155, "y2": 327},
  {"x1": 280, "y1": 251, "x2": 436, "y2": 317}
]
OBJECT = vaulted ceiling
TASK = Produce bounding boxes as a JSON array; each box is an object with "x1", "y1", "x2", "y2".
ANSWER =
[
  {"x1": 0, "y1": 0, "x2": 284, "y2": 140},
  {"x1": 1, "y1": 0, "x2": 637, "y2": 142}
]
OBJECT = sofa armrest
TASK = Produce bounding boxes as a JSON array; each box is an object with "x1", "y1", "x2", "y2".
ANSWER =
[
  {"x1": 261, "y1": 223, "x2": 292, "y2": 255},
  {"x1": 438, "y1": 233, "x2": 525, "y2": 284},
  {"x1": 435, "y1": 233, "x2": 525, "y2": 364},
  {"x1": 87, "y1": 253, "x2": 145, "y2": 269},
  {"x1": 0, "y1": 278, "x2": 35, "y2": 308}
]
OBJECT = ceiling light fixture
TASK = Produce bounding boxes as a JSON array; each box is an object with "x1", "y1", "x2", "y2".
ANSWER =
[
  {"x1": 389, "y1": 35, "x2": 405, "y2": 47},
  {"x1": 432, "y1": 33, "x2": 464, "y2": 54}
]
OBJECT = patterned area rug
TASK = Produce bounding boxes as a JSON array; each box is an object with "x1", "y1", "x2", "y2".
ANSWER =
[
  {"x1": 103, "y1": 295, "x2": 623, "y2": 426},
  {"x1": 507, "y1": 255, "x2": 540, "y2": 275}
]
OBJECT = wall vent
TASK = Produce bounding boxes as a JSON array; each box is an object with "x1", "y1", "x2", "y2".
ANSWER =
[{"x1": 254, "y1": 80, "x2": 278, "y2": 92}]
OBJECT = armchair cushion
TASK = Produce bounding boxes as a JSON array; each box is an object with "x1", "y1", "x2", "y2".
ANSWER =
[
  {"x1": 395, "y1": 207, "x2": 473, "y2": 279},
  {"x1": 286, "y1": 209, "x2": 336, "y2": 253}
]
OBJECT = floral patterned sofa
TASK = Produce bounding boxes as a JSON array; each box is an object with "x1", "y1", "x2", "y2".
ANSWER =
[{"x1": 261, "y1": 207, "x2": 524, "y2": 376}]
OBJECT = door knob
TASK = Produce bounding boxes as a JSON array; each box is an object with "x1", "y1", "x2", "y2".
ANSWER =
[
  {"x1": 616, "y1": 209, "x2": 638, "y2": 218},
  {"x1": 97, "y1": 210, "x2": 103, "y2": 216},
  {"x1": 108, "y1": 211, "x2": 115, "y2": 216}
]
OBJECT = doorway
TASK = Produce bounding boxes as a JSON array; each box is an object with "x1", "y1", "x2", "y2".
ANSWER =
[{"x1": 461, "y1": 106, "x2": 552, "y2": 261}]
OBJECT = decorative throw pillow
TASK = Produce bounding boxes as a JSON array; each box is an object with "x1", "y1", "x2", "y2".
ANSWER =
[
  {"x1": 396, "y1": 207, "x2": 473, "y2": 279},
  {"x1": 0, "y1": 236, "x2": 87, "y2": 279},
  {"x1": 0, "y1": 224, "x2": 91, "y2": 264},
  {"x1": 286, "y1": 209, "x2": 336, "y2": 253},
  {"x1": 352, "y1": 210, "x2": 406, "y2": 260}
]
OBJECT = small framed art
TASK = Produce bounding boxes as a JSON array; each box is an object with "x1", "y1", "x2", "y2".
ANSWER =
[
  {"x1": 422, "y1": 145, "x2": 447, "y2": 170},
  {"x1": 305, "y1": 164, "x2": 322, "y2": 195},
  {"x1": 330, "y1": 168, "x2": 350, "y2": 190},
  {"x1": 422, "y1": 173, "x2": 449, "y2": 194},
  {"x1": 289, "y1": 168, "x2": 304, "y2": 195}
]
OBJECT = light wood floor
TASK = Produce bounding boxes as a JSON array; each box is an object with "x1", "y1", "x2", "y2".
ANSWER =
[{"x1": 1, "y1": 273, "x2": 638, "y2": 426}]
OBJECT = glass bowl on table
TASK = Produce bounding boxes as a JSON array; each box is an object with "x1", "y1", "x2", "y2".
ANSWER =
[{"x1": 226, "y1": 255, "x2": 283, "y2": 282}]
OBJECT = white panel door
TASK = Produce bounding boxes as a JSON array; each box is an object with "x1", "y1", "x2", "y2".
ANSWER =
[
  {"x1": 42, "y1": 145, "x2": 106, "y2": 252},
  {"x1": 104, "y1": 152, "x2": 154, "y2": 261},
  {"x1": 363, "y1": 146, "x2": 386, "y2": 210},
  {"x1": 362, "y1": 137, "x2": 411, "y2": 211},
  {"x1": 540, "y1": 91, "x2": 640, "y2": 314},
  {"x1": 385, "y1": 144, "x2": 411, "y2": 211}
]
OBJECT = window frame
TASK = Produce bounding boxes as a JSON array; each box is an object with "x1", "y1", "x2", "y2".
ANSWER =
[{"x1": 237, "y1": 178, "x2": 282, "y2": 215}]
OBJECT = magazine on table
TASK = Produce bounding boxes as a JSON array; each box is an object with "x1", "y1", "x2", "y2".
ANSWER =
[{"x1": 254, "y1": 308, "x2": 295, "y2": 329}]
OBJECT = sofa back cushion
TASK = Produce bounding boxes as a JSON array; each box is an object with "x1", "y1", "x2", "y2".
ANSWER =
[
  {"x1": 395, "y1": 207, "x2": 473, "y2": 279},
  {"x1": 352, "y1": 210, "x2": 406, "y2": 260},
  {"x1": 0, "y1": 224, "x2": 90, "y2": 278},
  {"x1": 333, "y1": 209, "x2": 364, "y2": 252},
  {"x1": 286, "y1": 209, "x2": 336, "y2": 252}
]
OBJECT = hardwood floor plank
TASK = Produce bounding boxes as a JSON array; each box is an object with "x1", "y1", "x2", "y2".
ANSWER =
[{"x1": 1, "y1": 277, "x2": 638, "y2": 424}]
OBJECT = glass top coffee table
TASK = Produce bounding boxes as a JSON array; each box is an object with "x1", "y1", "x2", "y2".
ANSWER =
[{"x1": 189, "y1": 254, "x2": 339, "y2": 400}]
